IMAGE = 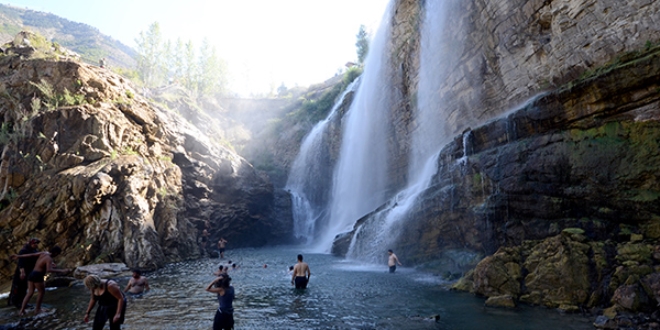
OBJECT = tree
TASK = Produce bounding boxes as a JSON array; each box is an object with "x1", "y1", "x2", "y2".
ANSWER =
[
  {"x1": 197, "y1": 38, "x2": 222, "y2": 97},
  {"x1": 356, "y1": 25, "x2": 369, "y2": 65},
  {"x1": 162, "y1": 39, "x2": 173, "y2": 83},
  {"x1": 277, "y1": 83, "x2": 288, "y2": 98},
  {"x1": 183, "y1": 40, "x2": 196, "y2": 92},
  {"x1": 135, "y1": 22, "x2": 163, "y2": 87},
  {"x1": 172, "y1": 38, "x2": 185, "y2": 84}
]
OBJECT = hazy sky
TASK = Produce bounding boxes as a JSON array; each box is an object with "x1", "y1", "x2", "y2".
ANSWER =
[{"x1": 4, "y1": 0, "x2": 389, "y2": 95}]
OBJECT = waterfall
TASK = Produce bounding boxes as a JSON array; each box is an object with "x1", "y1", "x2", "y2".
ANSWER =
[
  {"x1": 287, "y1": 0, "x2": 462, "y2": 258},
  {"x1": 344, "y1": 0, "x2": 459, "y2": 262},
  {"x1": 313, "y1": 1, "x2": 396, "y2": 252},
  {"x1": 286, "y1": 79, "x2": 361, "y2": 243}
]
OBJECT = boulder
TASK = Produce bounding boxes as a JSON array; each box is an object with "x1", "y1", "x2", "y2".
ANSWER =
[{"x1": 74, "y1": 263, "x2": 131, "y2": 279}]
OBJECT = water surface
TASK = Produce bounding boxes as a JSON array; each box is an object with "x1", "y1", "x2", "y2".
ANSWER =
[{"x1": 1, "y1": 246, "x2": 593, "y2": 329}]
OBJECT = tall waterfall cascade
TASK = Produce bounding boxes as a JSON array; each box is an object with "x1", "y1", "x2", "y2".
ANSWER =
[
  {"x1": 287, "y1": 0, "x2": 462, "y2": 259},
  {"x1": 345, "y1": 0, "x2": 459, "y2": 262}
]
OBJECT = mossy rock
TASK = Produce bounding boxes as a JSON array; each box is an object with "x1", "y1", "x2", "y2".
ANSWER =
[
  {"x1": 450, "y1": 269, "x2": 474, "y2": 292},
  {"x1": 485, "y1": 295, "x2": 516, "y2": 308},
  {"x1": 616, "y1": 242, "x2": 653, "y2": 263},
  {"x1": 562, "y1": 227, "x2": 585, "y2": 235},
  {"x1": 641, "y1": 220, "x2": 660, "y2": 239},
  {"x1": 557, "y1": 304, "x2": 580, "y2": 313}
]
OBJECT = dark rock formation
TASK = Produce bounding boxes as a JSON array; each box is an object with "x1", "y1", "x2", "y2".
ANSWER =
[{"x1": 0, "y1": 35, "x2": 291, "y2": 284}]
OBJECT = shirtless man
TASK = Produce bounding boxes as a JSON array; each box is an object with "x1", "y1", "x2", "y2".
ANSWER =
[
  {"x1": 217, "y1": 237, "x2": 228, "y2": 259},
  {"x1": 124, "y1": 270, "x2": 150, "y2": 294},
  {"x1": 200, "y1": 229, "x2": 210, "y2": 256},
  {"x1": 12, "y1": 246, "x2": 70, "y2": 315},
  {"x1": 388, "y1": 249, "x2": 402, "y2": 273},
  {"x1": 291, "y1": 254, "x2": 311, "y2": 289}
]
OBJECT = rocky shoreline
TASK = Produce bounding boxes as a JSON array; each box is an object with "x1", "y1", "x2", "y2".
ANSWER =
[{"x1": 451, "y1": 229, "x2": 660, "y2": 329}]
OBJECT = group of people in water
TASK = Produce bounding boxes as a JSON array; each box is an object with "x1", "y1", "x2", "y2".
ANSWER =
[{"x1": 7, "y1": 236, "x2": 402, "y2": 330}]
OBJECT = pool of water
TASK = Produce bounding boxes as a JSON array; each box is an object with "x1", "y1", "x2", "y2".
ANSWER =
[{"x1": 1, "y1": 246, "x2": 594, "y2": 329}]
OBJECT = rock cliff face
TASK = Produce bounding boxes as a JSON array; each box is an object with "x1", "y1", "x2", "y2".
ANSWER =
[
  {"x1": 382, "y1": 0, "x2": 660, "y2": 188},
  {"x1": 327, "y1": 0, "x2": 660, "y2": 323},
  {"x1": 334, "y1": 0, "x2": 660, "y2": 263},
  {"x1": 0, "y1": 37, "x2": 290, "y2": 283}
]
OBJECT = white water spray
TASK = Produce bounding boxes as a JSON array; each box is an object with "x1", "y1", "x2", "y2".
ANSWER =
[{"x1": 345, "y1": 0, "x2": 459, "y2": 262}]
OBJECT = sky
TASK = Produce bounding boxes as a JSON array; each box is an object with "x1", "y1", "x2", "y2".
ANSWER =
[{"x1": 3, "y1": 0, "x2": 390, "y2": 96}]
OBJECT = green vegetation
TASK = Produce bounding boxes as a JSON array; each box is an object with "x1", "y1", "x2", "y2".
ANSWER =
[
  {"x1": 29, "y1": 78, "x2": 86, "y2": 110},
  {"x1": 0, "y1": 22, "x2": 21, "y2": 36},
  {"x1": 356, "y1": 25, "x2": 370, "y2": 65},
  {"x1": 286, "y1": 67, "x2": 362, "y2": 125},
  {"x1": 563, "y1": 41, "x2": 660, "y2": 90},
  {"x1": 158, "y1": 155, "x2": 173, "y2": 163},
  {"x1": 135, "y1": 22, "x2": 228, "y2": 98},
  {"x1": 121, "y1": 146, "x2": 139, "y2": 156}
]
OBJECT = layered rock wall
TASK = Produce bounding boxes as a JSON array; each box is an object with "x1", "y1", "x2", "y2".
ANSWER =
[
  {"x1": 0, "y1": 51, "x2": 289, "y2": 283},
  {"x1": 383, "y1": 0, "x2": 660, "y2": 190}
]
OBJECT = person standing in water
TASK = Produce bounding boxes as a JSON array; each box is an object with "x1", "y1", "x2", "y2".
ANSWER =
[
  {"x1": 217, "y1": 237, "x2": 228, "y2": 258},
  {"x1": 124, "y1": 270, "x2": 150, "y2": 295},
  {"x1": 83, "y1": 275, "x2": 127, "y2": 330},
  {"x1": 8, "y1": 238, "x2": 40, "y2": 309},
  {"x1": 387, "y1": 249, "x2": 402, "y2": 273},
  {"x1": 291, "y1": 254, "x2": 311, "y2": 289},
  {"x1": 206, "y1": 275, "x2": 235, "y2": 330},
  {"x1": 12, "y1": 246, "x2": 70, "y2": 316},
  {"x1": 200, "y1": 229, "x2": 210, "y2": 256}
]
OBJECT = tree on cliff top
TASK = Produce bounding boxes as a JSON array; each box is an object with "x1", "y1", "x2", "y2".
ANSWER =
[
  {"x1": 135, "y1": 22, "x2": 226, "y2": 98},
  {"x1": 356, "y1": 25, "x2": 369, "y2": 65},
  {"x1": 135, "y1": 22, "x2": 163, "y2": 87}
]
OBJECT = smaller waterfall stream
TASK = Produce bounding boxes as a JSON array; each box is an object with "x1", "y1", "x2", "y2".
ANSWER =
[
  {"x1": 314, "y1": 1, "x2": 396, "y2": 251},
  {"x1": 286, "y1": 79, "x2": 361, "y2": 243}
]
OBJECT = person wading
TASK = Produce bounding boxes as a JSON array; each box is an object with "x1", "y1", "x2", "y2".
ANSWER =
[
  {"x1": 206, "y1": 275, "x2": 235, "y2": 330},
  {"x1": 291, "y1": 254, "x2": 311, "y2": 289},
  {"x1": 83, "y1": 275, "x2": 127, "y2": 330},
  {"x1": 387, "y1": 249, "x2": 402, "y2": 273},
  {"x1": 12, "y1": 246, "x2": 70, "y2": 316},
  {"x1": 8, "y1": 238, "x2": 40, "y2": 309}
]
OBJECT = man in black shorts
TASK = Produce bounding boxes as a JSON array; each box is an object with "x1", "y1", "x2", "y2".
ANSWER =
[
  {"x1": 291, "y1": 254, "x2": 311, "y2": 289},
  {"x1": 12, "y1": 246, "x2": 70, "y2": 315},
  {"x1": 217, "y1": 237, "x2": 228, "y2": 259}
]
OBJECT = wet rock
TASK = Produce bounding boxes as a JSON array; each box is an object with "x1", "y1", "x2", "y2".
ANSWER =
[
  {"x1": 640, "y1": 273, "x2": 660, "y2": 308},
  {"x1": 521, "y1": 234, "x2": 591, "y2": 308},
  {"x1": 485, "y1": 295, "x2": 516, "y2": 308},
  {"x1": 450, "y1": 269, "x2": 474, "y2": 292},
  {"x1": 594, "y1": 315, "x2": 617, "y2": 329},
  {"x1": 472, "y1": 247, "x2": 522, "y2": 297},
  {"x1": 73, "y1": 263, "x2": 131, "y2": 279},
  {"x1": 611, "y1": 284, "x2": 648, "y2": 311},
  {"x1": 45, "y1": 276, "x2": 77, "y2": 288}
]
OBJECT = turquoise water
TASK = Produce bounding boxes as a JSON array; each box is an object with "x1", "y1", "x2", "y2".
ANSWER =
[{"x1": 1, "y1": 246, "x2": 594, "y2": 329}]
